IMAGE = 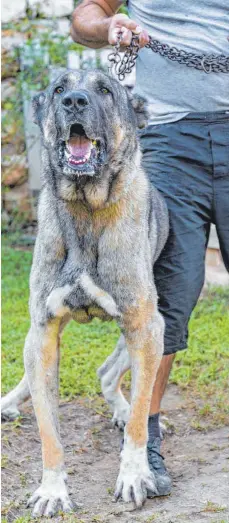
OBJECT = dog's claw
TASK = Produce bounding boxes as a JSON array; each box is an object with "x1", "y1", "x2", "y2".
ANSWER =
[
  {"x1": 28, "y1": 494, "x2": 74, "y2": 518},
  {"x1": 112, "y1": 417, "x2": 125, "y2": 431},
  {"x1": 27, "y1": 472, "x2": 75, "y2": 517},
  {"x1": 115, "y1": 466, "x2": 158, "y2": 507},
  {"x1": 114, "y1": 481, "x2": 123, "y2": 501},
  {"x1": 1, "y1": 406, "x2": 21, "y2": 421},
  {"x1": 111, "y1": 402, "x2": 130, "y2": 431}
]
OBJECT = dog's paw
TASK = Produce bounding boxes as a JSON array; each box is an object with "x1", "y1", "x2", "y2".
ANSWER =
[
  {"x1": 115, "y1": 466, "x2": 157, "y2": 507},
  {"x1": 1, "y1": 405, "x2": 20, "y2": 421},
  {"x1": 115, "y1": 444, "x2": 158, "y2": 507},
  {"x1": 27, "y1": 471, "x2": 76, "y2": 517},
  {"x1": 112, "y1": 398, "x2": 130, "y2": 430},
  {"x1": 46, "y1": 286, "x2": 71, "y2": 319}
]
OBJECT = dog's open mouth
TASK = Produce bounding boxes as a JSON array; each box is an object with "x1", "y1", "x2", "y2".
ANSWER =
[{"x1": 62, "y1": 123, "x2": 101, "y2": 176}]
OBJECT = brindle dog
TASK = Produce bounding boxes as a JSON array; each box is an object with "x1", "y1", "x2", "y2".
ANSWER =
[{"x1": 1, "y1": 70, "x2": 169, "y2": 516}]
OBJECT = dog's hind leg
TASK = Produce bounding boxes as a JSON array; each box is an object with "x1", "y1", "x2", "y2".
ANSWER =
[
  {"x1": 1, "y1": 374, "x2": 30, "y2": 421},
  {"x1": 24, "y1": 319, "x2": 74, "y2": 517},
  {"x1": 98, "y1": 335, "x2": 130, "y2": 429},
  {"x1": 1, "y1": 317, "x2": 68, "y2": 423}
]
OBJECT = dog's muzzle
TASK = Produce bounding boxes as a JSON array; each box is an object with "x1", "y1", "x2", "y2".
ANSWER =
[
  {"x1": 58, "y1": 90, "x2": 105, "y2": 178},
  {"x1": 59, "y1": 122, "x2": 104, "y2": 178}
]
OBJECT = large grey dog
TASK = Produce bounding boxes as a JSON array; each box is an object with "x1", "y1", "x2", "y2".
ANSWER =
[{"x1": 1, "y1": 70, "x2": 169, "y2": 517}]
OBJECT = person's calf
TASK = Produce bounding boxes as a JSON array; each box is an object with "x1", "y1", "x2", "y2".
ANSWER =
[{"x1": 147, "y1": 353, "x2": 175, "y2": 498}]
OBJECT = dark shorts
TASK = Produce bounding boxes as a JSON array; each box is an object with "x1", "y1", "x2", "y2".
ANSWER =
[{"x1": 140, "y1": 111, "x2": 229, "y2": 355}]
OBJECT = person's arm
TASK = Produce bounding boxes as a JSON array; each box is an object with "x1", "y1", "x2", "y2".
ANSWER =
[{"x1": 71, "y1": 0, "x2": 149, "y2": 49}]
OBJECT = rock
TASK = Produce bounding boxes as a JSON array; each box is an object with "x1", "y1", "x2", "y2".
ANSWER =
[
  {"x1": 1, "y1": 48, "x2": 20, "y2": 79},
  {"x1": 2, "y1": 155, "x2": 28, "y2": 187},
  {"x1": 2, "y1": 0, "x2": 73, "y2": 23},
  {"x1": 2, "y1": 111, "x2": 25, "y2": 149},
  {"x1": 27, "y1": 0, "x2": 74, "y2": 18},
  {"x1": 1, "y1": 0, "x2": 26, "y2": 24},
  {"x1": 1, "y1": 31, "x2": 26, "y2": 52},
  {"x1": 1, "y1": 209, "x2": 11, "y2": 230},
  {"x1": 1, "y1": 79, "x2": 17, "y2": 103},
  {"x1": 55, "y1": 17, "x2": 70, "y2": 36},
  {"x1": 3, "y1": 181, "x2": 32, "y2": 213}
]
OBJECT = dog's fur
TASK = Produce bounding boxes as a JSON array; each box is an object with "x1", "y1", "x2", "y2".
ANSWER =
[{"x1": 1, "y1": 70, "x2": 169, "y2": 516}]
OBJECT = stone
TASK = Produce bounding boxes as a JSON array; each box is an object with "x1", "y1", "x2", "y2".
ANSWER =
[
  {"x1": 27, "y1": 0, "x2": 74, "y2": 18},
  {"x1": 1, "y1": 79, "x2": 17, "y2": 103},
  {"x1": 2, "y1": 31, "x2": 26, "y2": 52},
  {"x1": 2, "y1": 155, "x2": 28, "y2": 188},
  {"x1": 55, "y1": 17, "x2": 70, "y2": 36},
  {"x1": 2, "y1": 113, "x2": 25, "y2": 151},
  {"x1": 3, "y1": 181, "x2": 31, "y2": 213},
  {"x1": 2, "y1": 0, "x2": 73, "y2": 23},
  {"x1": 1, "y1": 209, "x2": 11, "y2": 230},
  {"x1": 1, "y1": 0, "x2": 26, "y2": 24},
  {"x1": 1, "y1": 48, "x2": 20, "y2": 79}
]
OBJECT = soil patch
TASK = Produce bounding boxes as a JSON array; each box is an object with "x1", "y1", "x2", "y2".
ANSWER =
[{"x1": 2, "y1": 385, "x2": 229, "y2": 523}]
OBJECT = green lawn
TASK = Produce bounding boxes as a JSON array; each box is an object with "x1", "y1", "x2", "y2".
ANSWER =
[{"x1": 2, "y1": 241, "x2": 229, "y2": 421}]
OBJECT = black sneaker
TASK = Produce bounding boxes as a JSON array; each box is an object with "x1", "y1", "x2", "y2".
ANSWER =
[{"x1": 147, "y1": 437, "x2": 172, "y2": 497}]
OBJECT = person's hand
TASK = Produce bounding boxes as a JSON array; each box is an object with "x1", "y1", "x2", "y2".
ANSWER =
[{"x1": 108, "y1": 13, "x2": 149, "y2": 48}]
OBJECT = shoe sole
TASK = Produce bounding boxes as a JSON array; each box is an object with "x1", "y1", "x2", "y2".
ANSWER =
[{"x1": 147, "y1": 487, "x2": 171, "y2": 498}]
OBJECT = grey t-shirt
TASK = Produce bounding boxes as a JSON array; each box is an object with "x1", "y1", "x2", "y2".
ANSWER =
[{"x1": 128, "y1": 1, "x2": 229, "y2": 124}]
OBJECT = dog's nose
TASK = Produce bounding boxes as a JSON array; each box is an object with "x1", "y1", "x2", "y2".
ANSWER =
[{"x1": 62, "y1": 91, "x2": 89, "y2": 110}]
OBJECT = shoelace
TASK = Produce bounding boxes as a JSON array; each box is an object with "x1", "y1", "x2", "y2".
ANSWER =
[{"x1": 147, "y1": 444, "x2": 165, "y2": 470}]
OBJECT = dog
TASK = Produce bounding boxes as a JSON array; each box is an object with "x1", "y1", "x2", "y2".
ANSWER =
[{"x1": 1, "y1": 70, "x2": 169, "y2": 517}]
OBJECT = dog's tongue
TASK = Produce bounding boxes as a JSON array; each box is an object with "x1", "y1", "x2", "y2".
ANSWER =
[{"x1": 68, "y1": 136, "x2": 91, "y2": 158}]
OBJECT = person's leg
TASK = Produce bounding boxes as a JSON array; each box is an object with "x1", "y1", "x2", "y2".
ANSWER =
[
  {"x1": 149, "y1": 354, "x2": 175, "y2": 416},
  {"x1": 140, "y1": 114, "x2": 213, "y2": 495},
  {"x1": 210, "y1": 117, "x2": 229, "y2": 272}
]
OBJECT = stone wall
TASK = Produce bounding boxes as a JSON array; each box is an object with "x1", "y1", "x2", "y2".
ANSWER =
[
  {"x1": 2, "y1": 0, "x2": 73, "y2": 24},
  {"x1": 1, "y1": 1, "x2": 74, "y2": 224}
]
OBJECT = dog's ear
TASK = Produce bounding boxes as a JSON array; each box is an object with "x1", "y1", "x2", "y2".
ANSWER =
[
  {"x1": 128, "y1": 93, "x2": 149, "y2": 129},
  {"x1": 32, "y1": 91, "x2": 46, "y2": 125}
]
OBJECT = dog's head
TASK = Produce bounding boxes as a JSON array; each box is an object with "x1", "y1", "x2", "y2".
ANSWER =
[{"x1": 33, "y1": 70, "x2": 147, "y2": 189}]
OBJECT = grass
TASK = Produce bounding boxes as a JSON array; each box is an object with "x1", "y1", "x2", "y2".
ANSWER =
[{"x1": 2, "y1": 240, "x2": 229, "y2": 419}]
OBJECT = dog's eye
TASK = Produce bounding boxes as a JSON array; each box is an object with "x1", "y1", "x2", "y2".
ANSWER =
[
  {"x1": 55, "y1": 86, "x2": 64, "y2": 94},
  {"x1": 100, "y1": 87, "x2": 111, "y2": 95}
]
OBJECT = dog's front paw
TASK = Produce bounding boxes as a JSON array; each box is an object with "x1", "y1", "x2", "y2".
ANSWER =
[
  {"x1": 115, "y1": 445, "x2": 158, "y2": 507},
  {"x1": 46, "y1": 285, "x2": 71, "y2": 319},
  {"x1": 27, "y1": 470, "x2": 75, "y2": 517}
]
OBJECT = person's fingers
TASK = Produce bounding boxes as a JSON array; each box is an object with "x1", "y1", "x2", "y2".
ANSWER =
[
  {"x1": 138, "y1": 29, "x2": 150, "y2": 48},
  {"x1": 109, "y1": 26, "x2": 131, "y2": 46},
  {"x1": 109, "y1": 14, "x2": 140, "y2": 43},
  {"x1": 108, "y1": 14, "x2": 149, "y2": 48},
  {"x1": 112, "y1": 13, "x2": 140, "y2": 32},
  {"x1": 119, "y1": 27, "x2": 133, "y2": 47}
]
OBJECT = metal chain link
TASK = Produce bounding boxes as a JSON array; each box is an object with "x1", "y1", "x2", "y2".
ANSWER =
[{"x1": 108, "y1": 33, "x2": 229, "y2": 80}]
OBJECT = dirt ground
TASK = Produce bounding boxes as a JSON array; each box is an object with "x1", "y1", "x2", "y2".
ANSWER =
[{"x1": 2, "y1": 384, "x2": 229, "y2": 523}]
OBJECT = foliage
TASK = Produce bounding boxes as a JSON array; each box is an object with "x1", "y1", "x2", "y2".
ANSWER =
[
  {"x1": 169, "y1": 286, "x2": 229, "y2": 425},
  {"x1": 2, "y1": 240, "x2": 229, "y2": 418}
]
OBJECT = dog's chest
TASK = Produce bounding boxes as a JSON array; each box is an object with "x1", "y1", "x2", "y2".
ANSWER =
[{"x1": 75, "y1": 221, "x2": 99, "y2": 274}]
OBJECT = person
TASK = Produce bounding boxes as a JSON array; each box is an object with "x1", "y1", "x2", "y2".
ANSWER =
[{"x1": 71, "y1": 0, "x2": 229, "y2": 497}]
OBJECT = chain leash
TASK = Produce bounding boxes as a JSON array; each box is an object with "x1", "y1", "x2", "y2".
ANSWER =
[{"x1": 108, "y1": 33, "x2": 229, "y2": 80}]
